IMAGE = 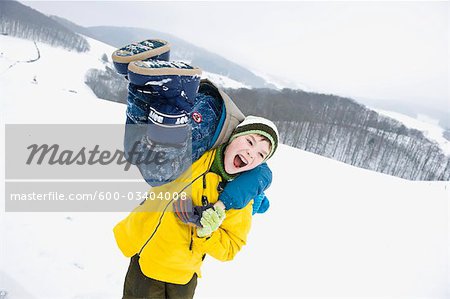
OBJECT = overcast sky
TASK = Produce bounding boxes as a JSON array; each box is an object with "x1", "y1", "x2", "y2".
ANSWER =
[{"x1": 23, "y1": 1, "x2": 448, "y2": 113}]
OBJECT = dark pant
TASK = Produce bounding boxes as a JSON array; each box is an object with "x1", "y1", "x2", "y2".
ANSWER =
[{"x1": 123, "y1": 255, "x2": 197, "y2": 299}]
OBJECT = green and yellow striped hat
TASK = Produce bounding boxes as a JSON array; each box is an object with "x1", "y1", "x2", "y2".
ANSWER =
[{"x1": 228, "y1": 115, "x2": 279, "y2": 161}]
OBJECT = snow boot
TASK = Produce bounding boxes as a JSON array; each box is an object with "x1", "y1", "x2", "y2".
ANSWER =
[
  {"x1": 112, "y1": 39, "x2": 170, "y2": 75},
  {"x1": 127, "y1": 60, "x2": 202, "y2": 145}
]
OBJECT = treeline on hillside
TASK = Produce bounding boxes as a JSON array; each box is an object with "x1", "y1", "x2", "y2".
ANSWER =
[
  {"x1": 0, "y1": 1, "x2": 89, "y2": 52},
  {"x1": 225, "y1": 88, "x2": 450, "y2": 181}
]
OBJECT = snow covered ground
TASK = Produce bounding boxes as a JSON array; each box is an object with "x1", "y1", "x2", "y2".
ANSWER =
[
  {"x1": 0, "y1": 35, "x2": 124, "y2": 124},
  {"x1": 250, "y1": 67, "x2": 314, "y2": 91},
  {"x1": 201, "y1": 70, "x2": 250, "y2": 89},
  {"x1": 375, "y1": 109, "x2": 450, "y2": 156},
  {"x1": 1, "y1": 35, "x2": 449, "y2": 298}
]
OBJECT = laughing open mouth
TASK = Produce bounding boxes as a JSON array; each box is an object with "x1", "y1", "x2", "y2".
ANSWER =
[{"x1": 233, "y1": 154, "x2": 248, "y2": 168}]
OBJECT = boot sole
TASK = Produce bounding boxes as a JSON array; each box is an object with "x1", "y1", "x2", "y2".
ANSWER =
[
  {"x1": 112, "y1": 39, "x2": 170, "y2": 63},
  {"x1": 112, "y1": 39, "x2": 171, "y2": 74},
  {"x1": 128, "y1": 60, "x2": 202, "y2": 77}
]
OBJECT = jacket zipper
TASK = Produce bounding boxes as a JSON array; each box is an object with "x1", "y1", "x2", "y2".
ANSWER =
[{"x1": 137, "y1": 153, "x2": 215, "y2": 257}]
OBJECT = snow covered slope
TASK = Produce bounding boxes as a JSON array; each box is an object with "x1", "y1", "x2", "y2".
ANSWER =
[
  {"x1": 375, "y1": 109, "x2": 450, "y2": 156},
  {"x1": 1, "y1": 35, "x2": 449, "y2": 298},
  {"x1": 202, "y1": 70, "x2": 250, "y2": 89},
  {"x1": 0, "y1": 35, "x2": 125, "y2": 124},
  {"x1": 0, "y1": 34, "x2": 245, "y2": 125},
  {"x1": 198, "y1": 145, "x2": 449, "y2": 298}
]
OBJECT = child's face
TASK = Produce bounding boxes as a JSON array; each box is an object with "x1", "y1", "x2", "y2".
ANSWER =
[{"x1": 223, "y1": 133, "x2": 271, "y2": 174}]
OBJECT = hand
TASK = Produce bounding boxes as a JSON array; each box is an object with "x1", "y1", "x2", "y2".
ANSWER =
[
  {"x1": 173, "y1": 198, "x2": 213, "y2": 227},
  {"x1": 197, "y1": 206, "x2": 226, "y2": 238}
]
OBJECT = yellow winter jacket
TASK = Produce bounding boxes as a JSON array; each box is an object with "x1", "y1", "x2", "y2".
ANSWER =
[{"x1": 113, "y1": 149, "x2": 253, "y2": 284}]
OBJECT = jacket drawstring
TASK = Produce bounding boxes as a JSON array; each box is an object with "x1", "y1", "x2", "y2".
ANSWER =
[{"x1": 189, "y1": 227, "x2": 194, "y2": 251}]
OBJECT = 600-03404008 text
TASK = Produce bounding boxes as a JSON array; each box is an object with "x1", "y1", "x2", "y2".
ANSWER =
[{"x1": 8, "y1": 191, "x2": 188, "y2": 201}]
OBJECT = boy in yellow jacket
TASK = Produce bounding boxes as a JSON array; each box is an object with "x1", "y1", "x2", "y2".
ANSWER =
[{"x1": 114, "y1": 116, "x2": 279, "y2": 299}]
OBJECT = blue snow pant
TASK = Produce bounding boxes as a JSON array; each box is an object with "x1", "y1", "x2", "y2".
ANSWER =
[{"x1": 124, "y1": 83, "x2": 222, "y2": 186}]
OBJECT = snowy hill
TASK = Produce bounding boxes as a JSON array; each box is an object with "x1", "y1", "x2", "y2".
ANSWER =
[
  {"x1": 0, "y1": 35, "x2": 124, "y2": 124},
  {"x1": 201, "y1": 70, "x2": 250, "y2": 89},
  {"x1": 0, "y1": 0, "x2": 90, "y2": 53},
  {"x1": 1, "y1": 35, "x2": 449, "y2": 298},
  {"x1": 0, "y1": 34, "x2": 245, "y2": 121},
  {"x1": 375, "y1": 109, "x2": 450, "y2": 156}
]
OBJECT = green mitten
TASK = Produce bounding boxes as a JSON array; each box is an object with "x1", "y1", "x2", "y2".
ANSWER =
[{"x1": 196, "y1": 206, "x2": 226, "y2": 238}]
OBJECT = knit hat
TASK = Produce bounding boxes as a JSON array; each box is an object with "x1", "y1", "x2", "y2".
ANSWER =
[{"x1": 228, "y1": 115, "x2": 279, "y2": 161}]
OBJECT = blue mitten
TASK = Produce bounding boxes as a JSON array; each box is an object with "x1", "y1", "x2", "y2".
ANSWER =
[{"x1": 253, "y1": 193, "x2": 270, "y2": 215}]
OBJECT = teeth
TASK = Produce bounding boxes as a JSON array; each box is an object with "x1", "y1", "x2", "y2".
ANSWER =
[{"x1": 239, "y1": 154, "x2": 248, "y2": 165}]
